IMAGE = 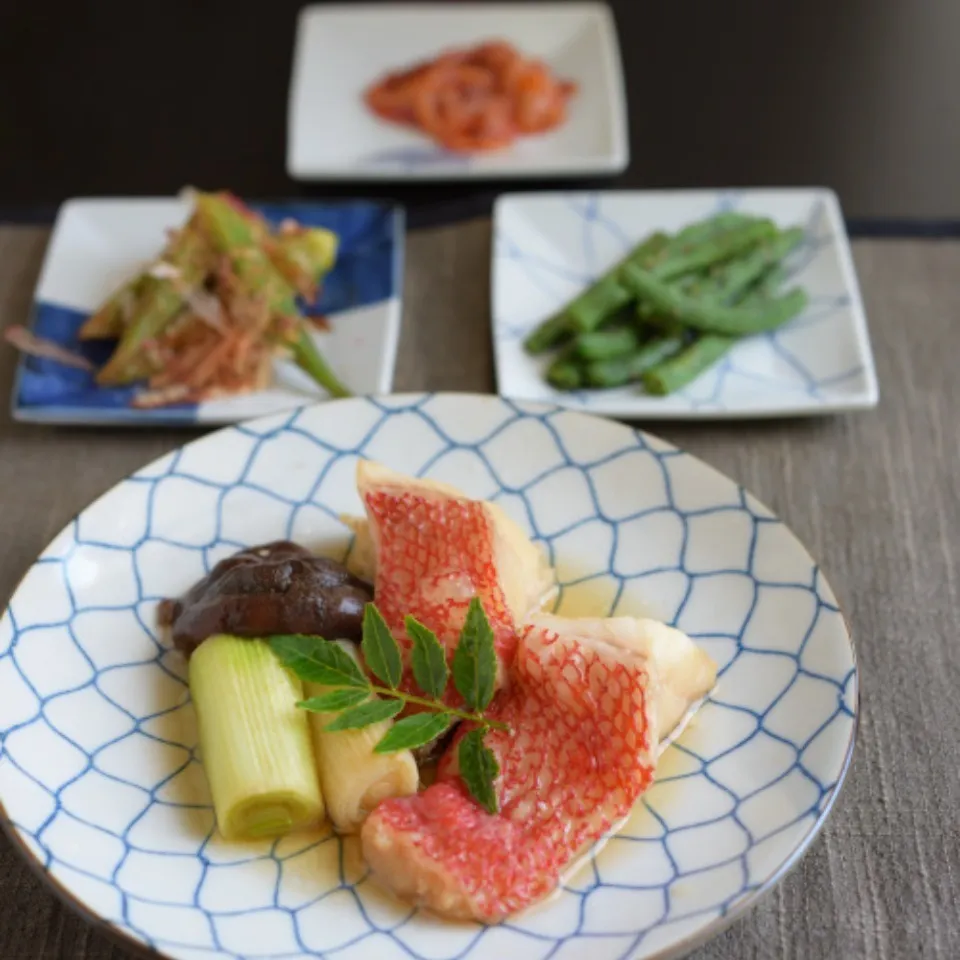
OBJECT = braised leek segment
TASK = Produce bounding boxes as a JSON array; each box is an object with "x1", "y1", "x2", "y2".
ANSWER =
[
  {"x1": 189, "y1": 634, "x2": 324, "y2": 840},
  {"x1": 304, "y1": 643, "x2": 418, "y2": 833}
]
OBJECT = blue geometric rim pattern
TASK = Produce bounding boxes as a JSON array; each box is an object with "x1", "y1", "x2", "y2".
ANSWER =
[
  {"x1": 494, "y1": 189, "x2": 875, "y2": 414},
  {"x1": 0, "y1": 394, "x2": 858, "y2": 960},
  {"x1": 13, "y1": 199, "x2": 404, "y2": 422}
]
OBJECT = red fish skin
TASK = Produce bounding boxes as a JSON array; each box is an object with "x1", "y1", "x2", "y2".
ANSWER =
[
  {"x1": 363, "y1": 489, "x2": 518, "y2": 702},
  {"x1": 361, "y1": 621, "x2": 658, "y2": 921}
]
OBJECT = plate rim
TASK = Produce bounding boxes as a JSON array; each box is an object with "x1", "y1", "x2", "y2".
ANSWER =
[
  {"x1": 10, "y1": 196, "x2": 407, "y2": 427},
  {"x1": 490, "y1": 187, "x2": 881, "y2": 419},
  {"x1": 0, "y1": 392, "x2": 860, "y2": 960},
  {"x1": 286, "y1": 1, "x2": 630, "y2": 181}
]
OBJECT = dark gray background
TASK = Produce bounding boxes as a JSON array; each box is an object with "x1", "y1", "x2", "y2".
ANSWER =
[{"x1": 2, "y1": 0, "x2": 960, "y2": 225}]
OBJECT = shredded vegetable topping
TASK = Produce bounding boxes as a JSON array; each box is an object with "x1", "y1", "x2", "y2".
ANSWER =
[{"x1": 3, "y1": 325, "x2": 95, "y2": 371}]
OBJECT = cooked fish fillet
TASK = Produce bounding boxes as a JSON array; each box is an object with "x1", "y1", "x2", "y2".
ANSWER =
[
  {"x1": 354, "y1": 460, "x2": 555, "y2": 693},
  {"x1": 361, "y1": 617, "x2": 659, "y2": 921},
  {"x1": 524, "y1": 613, "x2": 717, "y2": 744}
]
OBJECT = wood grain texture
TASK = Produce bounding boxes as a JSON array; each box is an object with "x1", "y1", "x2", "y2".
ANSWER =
[{"x1": 0, "y1": 225, "x2": 958, "y2": 959}]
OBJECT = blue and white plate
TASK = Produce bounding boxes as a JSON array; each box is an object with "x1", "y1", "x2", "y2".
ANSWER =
[
  {"x1": 493, "y1": 189, "x2": 879, "y2": 419},
  {"x1": 12, "y1": 197, "x2": 404, "y2": 426},
  {"x1": 0, "y1": 394, "x2": 857, "y2": 960}
]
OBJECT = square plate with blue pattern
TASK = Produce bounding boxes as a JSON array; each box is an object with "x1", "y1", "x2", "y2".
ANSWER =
[
  {"x1": 11, "y1": 197, "x2": 404, "y2": 426},
  {"x1": 0, "y1": 394, "x2": 858, "y2": 960},
  {"x1": 493, "y1": 189, "x2": 879, "y2": 419}
]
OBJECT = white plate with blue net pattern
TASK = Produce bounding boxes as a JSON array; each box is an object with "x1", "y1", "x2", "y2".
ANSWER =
[
  {"x1": 492, "y1": 189, "x2": 879, "y2": 419},
  {"x1": 0, "y1": 393, "x2": 858, "y2": 960}
]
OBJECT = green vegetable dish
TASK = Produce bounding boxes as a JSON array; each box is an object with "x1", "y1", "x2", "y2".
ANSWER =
[
  {"x1": 524, "y1": 212, "x2": 810, "y2": 396},
  {"x1": 78, "y1": 190, "x2": 349, "y2": 408}
]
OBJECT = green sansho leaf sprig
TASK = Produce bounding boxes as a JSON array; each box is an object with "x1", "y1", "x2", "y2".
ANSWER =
[{"x1": 270, "y1": 597, "x2": 505, "y2": 813}]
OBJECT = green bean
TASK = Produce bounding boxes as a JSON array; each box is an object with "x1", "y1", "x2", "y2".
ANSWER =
[
  {"x1": 525, "y1": 271, "x2": 632, "y2": 352},
  {"x1": 639, "y1": 228, "x2": 799, "y2": 328},
  {"x1": 636, "y1": 214, "x2": 780, "y2": 319},
  {"x1": 621, "y1": 263, "x2": 808, "y2": 335},
  {"x1": 634, "y1": 308, "x2": 690, "y2": 338},
  {"x1": 637, "y1": 218, "x2": 764, "y2": 312},
  {"x1": 573, "y1": 327, "x2": 641, "y2": 360},
  {"x1": 584, "y1": 336, "x2": 687, "y2": 388},
  {"x1": 652, "y1": 220, "x2": 778, "y2": 282},
  {"x1": 562, "y1": 233, "x2": 670, "y2": 334},
  {"x1": 524, "y1": 216, "x2": 772, "y2": 353},
  {"x1": 527, "y1": 211, "x2": 807, "y2": 401},
  {"x1": 696, "y1": 228, "x2": 804, "y2": 304},
  {"x1": 546, "y1": 355, "x2": 585, "y2": 391},
  {"x1": 637, "y1": 271, "x2": 703, "y2": 319},
  {"x1": 634, "y1": 246, "x2": 801, "y2": 396},
  {"x1": 592, "y1": 300, "x2": 647, "y2": 334},
  {"x1": 659, "y1": 212, "x2": 755, "y2": 253},
  {"x1": 565, "y1": 274, "x2": 633, "y2": 331},
  {"x1": 523, "y1": 232, "x2": 669, "y2": 353},
  {"x1": 740, "y1": 263, "x2": 787, "y2": 302},
  {"x1": 521, "y1": 314, "x2": 571, "y2": 355},
  {"x1": 643, "y1": 335, "x2": 738, "y2": 395}
]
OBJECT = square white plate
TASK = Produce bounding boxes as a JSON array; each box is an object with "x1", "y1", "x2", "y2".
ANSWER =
[
  {"x1": 492, "y1": 188, "x2": 880, "y2": 419},
  {"x1": 287, "y1": 2, "x2": 629, "y2": 180},
  {"x1": 12, "y1": 197, "x2": 404, "y2": 426}
]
